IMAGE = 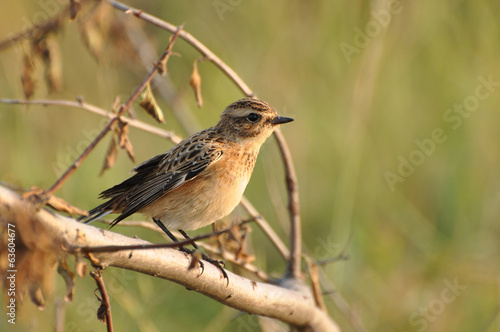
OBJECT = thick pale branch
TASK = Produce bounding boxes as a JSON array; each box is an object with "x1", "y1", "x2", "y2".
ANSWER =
[
  {"x1": 0, "y1": 185, "x2": 339, "y2": 331},
  {"x1": 100, "y1": 220, "x2": 272, "y2": 282}
]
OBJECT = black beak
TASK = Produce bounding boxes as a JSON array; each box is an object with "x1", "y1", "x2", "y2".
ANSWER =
[{"x1": 271, "y1": 116, "x2": 294, "y2": 125}]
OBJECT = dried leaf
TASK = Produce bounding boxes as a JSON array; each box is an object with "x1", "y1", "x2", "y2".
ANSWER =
[
  {"x1": 21, "y1": 54, "x2": 35, "y2": 99},
  {"x1": 138, "y1": 82, "x2": 165, "y2": 123},
  {"x1": 41, "y1": 34, "x2": 62, "y2": 93},
  {"x1": 108, "y1": 18, "x2": 140, "y2": 65},
  {"x1": 100, "y1": 137, "x2": 118, "y2": 176},
  {"x1": 47, "y1": 195, "x2": 88, "y2": 216},
  {"x1": 190, "y1": 60, "x2": 203, "y2": 107},
  {"x1": 80, "y1": 22, "x2": 103, "y2": 60},
  {"x1": 78, "y1": 2, "x2": 111, "y2": 61},
  {"x1": 75, "y1": 254, "x2": 87, "y2": 278},
  {"x1": 117, "y1": 119, "x2": 135, "y2": 162},
  {"x1": 112, "y1": 96, "x2": 121, "y2": 113},
  {"x1": 96, "y1": 302, "x2": 108, "y2": 323},
  {"x1": 69, "y1": 0, "x2": 81, "y2": 21},
  {"x1": 22, "y1": 186, "x2": 45, "y2": 201},
  {"x1": 122, "y1": 138, "x2": 135, "y2": 162},
  {"x1": 57, "y1": 259, "x2": 75, "y2": 302},
  {"x1": 29, "y1": 285, "x2": 45, "y2": 310},
  {"x1": 116, "y1": 119, "x2": 129, "y2": 146},
  {"x1": 0, "y1": 201, "x2": 63, "y2": 312}
]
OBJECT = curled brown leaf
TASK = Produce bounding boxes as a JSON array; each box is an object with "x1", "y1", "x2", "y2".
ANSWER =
[
  {"x1": 99, "y1": 136, "x2": 118, "y2": 176},
  {"x1": 190, "y1": 60, "x2": 203, "y2": 107},
  {"x1": 117, "y1": 119, "x2": 135, "y2": 163},
  {"x1": 69, "y1": 0, "x2": 81, "y2": 21},
  {"x1": 57, "y1": 259, "x2": 76, "y2": 302},
  {"x1": 40, "y1": 34, "x2": 62, "y2": 93},
  {"x1": 47, "y1": 195, "x2": 88, "y2": 217},
  {"x1": 21, "y1": 54, "x2": 35, "y2": 99},
  {"x1": 138, "y1": 82, "x2": 165, "y2": 123}
]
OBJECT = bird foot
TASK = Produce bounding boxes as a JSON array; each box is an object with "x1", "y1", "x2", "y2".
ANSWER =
[
  {"x1": 201, "y1": 253, "x2": 228, "y2": 283},
  {"x1": 180, "y1": 247, "x2": 228, "y2": 283}
]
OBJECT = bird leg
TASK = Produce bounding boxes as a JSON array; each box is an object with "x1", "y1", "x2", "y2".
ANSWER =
[
  {"x1": 152, "y1": 219, "x2": 228, "y2": 281},
  {"x1": 153, "y1": 218, "x2": 196, "y2": 251},
  {"x1": 153, "y1": 218, "x2": 206, "y2": 274}
]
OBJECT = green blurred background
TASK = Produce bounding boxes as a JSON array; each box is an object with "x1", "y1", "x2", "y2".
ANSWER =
[{"x1": 1, "y1": 0, "x2": 500, "y2": 331}]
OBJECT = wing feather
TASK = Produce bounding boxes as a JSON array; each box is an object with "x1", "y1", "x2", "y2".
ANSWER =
[{"x1": 100, "y1": 131, "x2": 224, "y2": 226}]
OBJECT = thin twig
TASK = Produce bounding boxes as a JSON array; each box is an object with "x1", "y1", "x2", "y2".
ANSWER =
[
  {"x1": 0, "y1": 4, "x2": 69, "y2": 51},
  {"x1": 117, "y1": 13, "x2": 202, "y2": 134},
  {"x1": 76, "y1": 222, "x2": 238, "y2": 254},
  {"x1": 90, "y1": 268, "x2": 113, "y2": 332},
  {"x1": 107, "y1": 0, "x2": 254, "y2": 97},
  {"x1": 240, "y1": 197, "x2": 290, "y2": 260},
  {"x1": 305, "y1": 258, "x2": 327, "y2": 313},
  {"x1": 44, "y1": 25, "x2": 184, "y2": 197},
  {"x1": 0, "y1": 98, "x2": 182, "y2": 144},
  {"x1": 273, "y1": 129, "x2": 302, "y2": 279}
]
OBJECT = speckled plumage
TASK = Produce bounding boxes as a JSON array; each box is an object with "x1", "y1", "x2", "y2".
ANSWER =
[{"x1": 79, "y1": 98, "x2": 293, "y2": 231}]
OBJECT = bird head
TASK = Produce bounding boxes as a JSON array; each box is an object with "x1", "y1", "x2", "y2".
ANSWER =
[{"x1": 217, "y1": 98, "x2": 293, "y2": 144}]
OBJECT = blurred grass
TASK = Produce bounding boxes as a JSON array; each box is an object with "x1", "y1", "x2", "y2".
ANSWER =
[{"x1": 1, "y1": 0, "x2": 500, "y2": 331}]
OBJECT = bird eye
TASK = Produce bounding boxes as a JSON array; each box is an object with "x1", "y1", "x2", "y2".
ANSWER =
[{"x1": 246, "y1": 113, "x2": 260, "y2": 122}]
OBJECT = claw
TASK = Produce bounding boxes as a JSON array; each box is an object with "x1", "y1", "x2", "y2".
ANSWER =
[{"x1": 201, "y1": 253, "x2": 229, "y2": 284}]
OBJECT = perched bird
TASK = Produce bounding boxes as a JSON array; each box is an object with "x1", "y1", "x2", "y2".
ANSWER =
[{"x1": 79, "y1": 98, "x2": 293, "y2": 247}]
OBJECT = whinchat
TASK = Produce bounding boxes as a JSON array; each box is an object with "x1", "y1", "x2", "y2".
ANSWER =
[{"x1": 79, "y1": 98, "x2": 293, "y2": 243}]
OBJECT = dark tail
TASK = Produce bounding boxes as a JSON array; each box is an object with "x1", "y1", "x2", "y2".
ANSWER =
[{"x1": 77, "y1": 203, "x2": 113, "y2": 224}]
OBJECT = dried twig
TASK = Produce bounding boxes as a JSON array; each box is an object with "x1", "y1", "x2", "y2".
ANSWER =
[
  {"x1": 0, "y1": 5, "x2": 68, "y2": 51},
  {"x1": 273, "y1": 129, "x2": 302, "y2": 279},
  {"x1": 306, "y1": 258, "x2": 327, "y2": 312},
  {"x1": 107, "y1": 0, "x2": 253, "y2": 97},
  {"x1": 0, "y1": 98, "x2": 182, "y2": 144},
  {"x1": 76, "y1": 221, "x2": 245, "y2": 254},
  {"x1": 44, "y1": 25, "x2": 184, "y2": 198},
  {"x1": 90, "y1": 268, "x2": 113, "y2": 332},
  {"x1": 240, "y1": 197, "x2": 290, "y2": 260}
]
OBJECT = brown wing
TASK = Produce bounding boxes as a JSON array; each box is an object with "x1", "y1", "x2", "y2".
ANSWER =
[{"x1": 80, "y1": 130, "x2": 224, "y2": 226}]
